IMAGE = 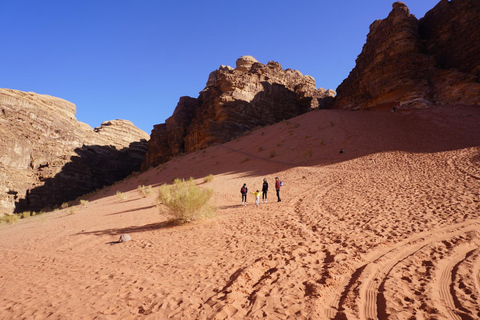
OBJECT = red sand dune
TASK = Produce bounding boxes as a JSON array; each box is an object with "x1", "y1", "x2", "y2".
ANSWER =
[{"x1": 1, "y1": 106, "x2": 480, "y2": 319}]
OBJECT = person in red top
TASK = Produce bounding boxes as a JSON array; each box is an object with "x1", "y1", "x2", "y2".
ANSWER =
[
  {"x1": 240, "y1": 183, "x2": 248, "y2": 206},
  {"x1": 275, "y1": 177, "x2": 281, "y2": 202}
]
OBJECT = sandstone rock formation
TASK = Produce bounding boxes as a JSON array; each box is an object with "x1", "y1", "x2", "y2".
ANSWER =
[
  {"x1": 143, "y1": 56, "x2": 335, "y2": 168},
  {"x1": 419, "y1": 0, "x2": 480, "y2": 105},
  {"x1": 0, "y1": 88, "x2": 149, "y2": 215},
  {"x1": 333, "y1": 0, "x2": 480, "y2": 110},
  {"x1": 420, "y1": 0, "x2": 480, "y2": 80}
]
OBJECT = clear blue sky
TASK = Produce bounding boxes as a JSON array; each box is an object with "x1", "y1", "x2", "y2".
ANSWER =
[{"x1": 1, "y1": 0, "x2": 440, "y2": 134}]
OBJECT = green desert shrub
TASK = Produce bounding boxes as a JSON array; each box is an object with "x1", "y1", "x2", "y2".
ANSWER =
[
  {"x1": 240, "y1": 156, "x2": 250, "y2": 163},
  {"x1": 137, "y1": 185, "x2": 153, "y2": 198},
  {"x1": 116, "y1": 191, "x2": 127, "y2": 201},
  {"x1": 303, "y1": 148, "x2": 313, "y2": 159},
  {"x1": 0, "y1": 214, "x2": 19, "y2": 224},
  {"x1": 39, "y1": 206, "x2": 51, "y2": 214},
  {"x1": 157, "y1": 178, "x2": 215, "y2": 224},
  {"x1": 21, "y1": 211, "x2": 32, "y2": 219},
  {"x1": 203, "y1": 174, "x2": 214, "y2": 183}
]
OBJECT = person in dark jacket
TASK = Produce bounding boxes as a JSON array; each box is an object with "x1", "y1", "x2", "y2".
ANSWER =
[
  {"x1": 275, "y1": 177, "x2": 281, "y2": 202},
  {"x1": 262, "y1": 178, "x2": 268, "y2": 203},
  {"x1": 240, "y1": 183, "x2": 248, "y2": 206}
]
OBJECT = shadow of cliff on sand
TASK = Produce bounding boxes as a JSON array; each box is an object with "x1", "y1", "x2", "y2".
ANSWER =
[
  {"x1": 141, "y1": 105, "x2": 480, "y2": 187},
  {"x1": 18, "y1": 105, "x2": 478, "y2": 214},
  {"x1": 14, "y1": 140, "x2": 147, "y2": 213}
]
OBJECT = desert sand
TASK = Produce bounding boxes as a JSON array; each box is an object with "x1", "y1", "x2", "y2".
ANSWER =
[{"x1": 1, "y1": 106, "x2": 480, "y2": 319}]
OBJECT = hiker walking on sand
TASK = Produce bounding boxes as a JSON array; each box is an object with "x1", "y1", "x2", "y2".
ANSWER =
[
  {"x1": 251, "y1": 190, "x2": 262, "y2": 207},
  {"x1": 262, "y1": 178, "x2": 268, "y2": 203},
  {"x1": 275, "y1": 177, "x2": 282, "y2": 202},
  {"x1": 240, "y1": 183, "x2": 248, "y2": 206}
]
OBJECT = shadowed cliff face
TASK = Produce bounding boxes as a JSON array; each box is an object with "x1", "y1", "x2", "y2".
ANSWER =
[
  {"x1": 419, "y1": 0, "x2": 480, "y2": 80},
  {"x1": 333, "y1": 0, "x2": 480, "y2": 110},
  {"x1": 14, "y1": 141, "x2": 147, "y2": 213},
  {"x1": 142, "y1": 56, "x2": 335, "y2": 169},
  {"x1": 0, "y1": 88, "x2": 149, "y2": 214}
]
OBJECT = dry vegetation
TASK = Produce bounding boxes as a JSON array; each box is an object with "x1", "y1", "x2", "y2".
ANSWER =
[
  {"x1": 137, "y1": 185, "x2": 153, "y2": 198},
  {"x1": 203, "y1": 174, "x2": 214, "y2": 183},
  {"x1": 157, "y1": 178, "x2": 215, "y2": 224}
]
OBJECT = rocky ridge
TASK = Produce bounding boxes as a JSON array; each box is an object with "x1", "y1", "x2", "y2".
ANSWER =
[
  {"x1": 143, "y1": 56, "x2": 335, "y2": 169},
  {"x1": 0, "y1": 88, "x2": 149, "y2": 215},
  {"x1": 333, "y1": 0, "x2": 480, "y2": 110}
]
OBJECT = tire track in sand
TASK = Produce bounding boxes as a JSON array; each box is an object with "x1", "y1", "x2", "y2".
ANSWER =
[
  {"x1": 203, "y1": 173, "x2": 340, "y2": 319},
  {"x1": 474, "y1": 251, "x2": 480, "y2": 309},
  {"x1": 447, "y1": 148, "x2": 480, "y2": 181},
  {"x1": 330, "y1": 219, "x2": 480, "y2": 320},
  {"x1": 435, "y1": 245, "x2": 478, "y2": 320}
]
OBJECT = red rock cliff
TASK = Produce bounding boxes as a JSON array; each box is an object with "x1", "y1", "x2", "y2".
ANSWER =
[
  {"x1": 143, "y1": 56, "x2": 335, "y2": 168},
  {"x1": 333, "y1": 1, "x2": 480, "y2": 110},
  {"x1": 419, "y1": 0, "x2": 480, "y2": 105}
]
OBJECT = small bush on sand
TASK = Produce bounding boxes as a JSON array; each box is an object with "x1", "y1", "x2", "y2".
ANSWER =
[
  {"x1": 0, "y1": 214, "x2": 19, "y2": 224},
  {"x1": 203, "y1": 174, "x2": 214, "y2": 183},
  {"x1": 39, "y1": 207, "x2": 51, "y2": 214},
  {"x1": 61, "y1": 202, "x2": 69, "y2": 209},
  {"x1": 116, "y1": 191, "x2": 127, "y2": 201},
  {"x1": 303, "y1": 148, "x2": 313, "y2": 158},
  {"x1": 137, "y1": 185, "x2": 153, "y2": 198},
  {"x1": 302, "y1": 148, "x2": 313, "y2": 163},
  {"x1": 157, "y1": 178, "x2": 215, "y2": 224},
  {"x1": 21, "y1": 211, "x2": 31, "y2": 219},
  {"x1": 79, "y1": 199, "x2": 89, "y2": 206}
]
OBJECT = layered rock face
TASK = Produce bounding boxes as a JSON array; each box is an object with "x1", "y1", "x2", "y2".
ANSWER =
[
  {"x1": 0, "y1": 89, "x2": 149, "y2": 214},
  {"x1": 420, "y1": 0, "x2": 480, "y2": 79},
  {"x1": 333, "y1": 1, "x2": 480, "y2": 110},
  {"x1": 143, "y1": 56, "x2": 335, "y2": 168},
  {"x1": 419, "y1": 0, "x2": 480, "y2": 105}
]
